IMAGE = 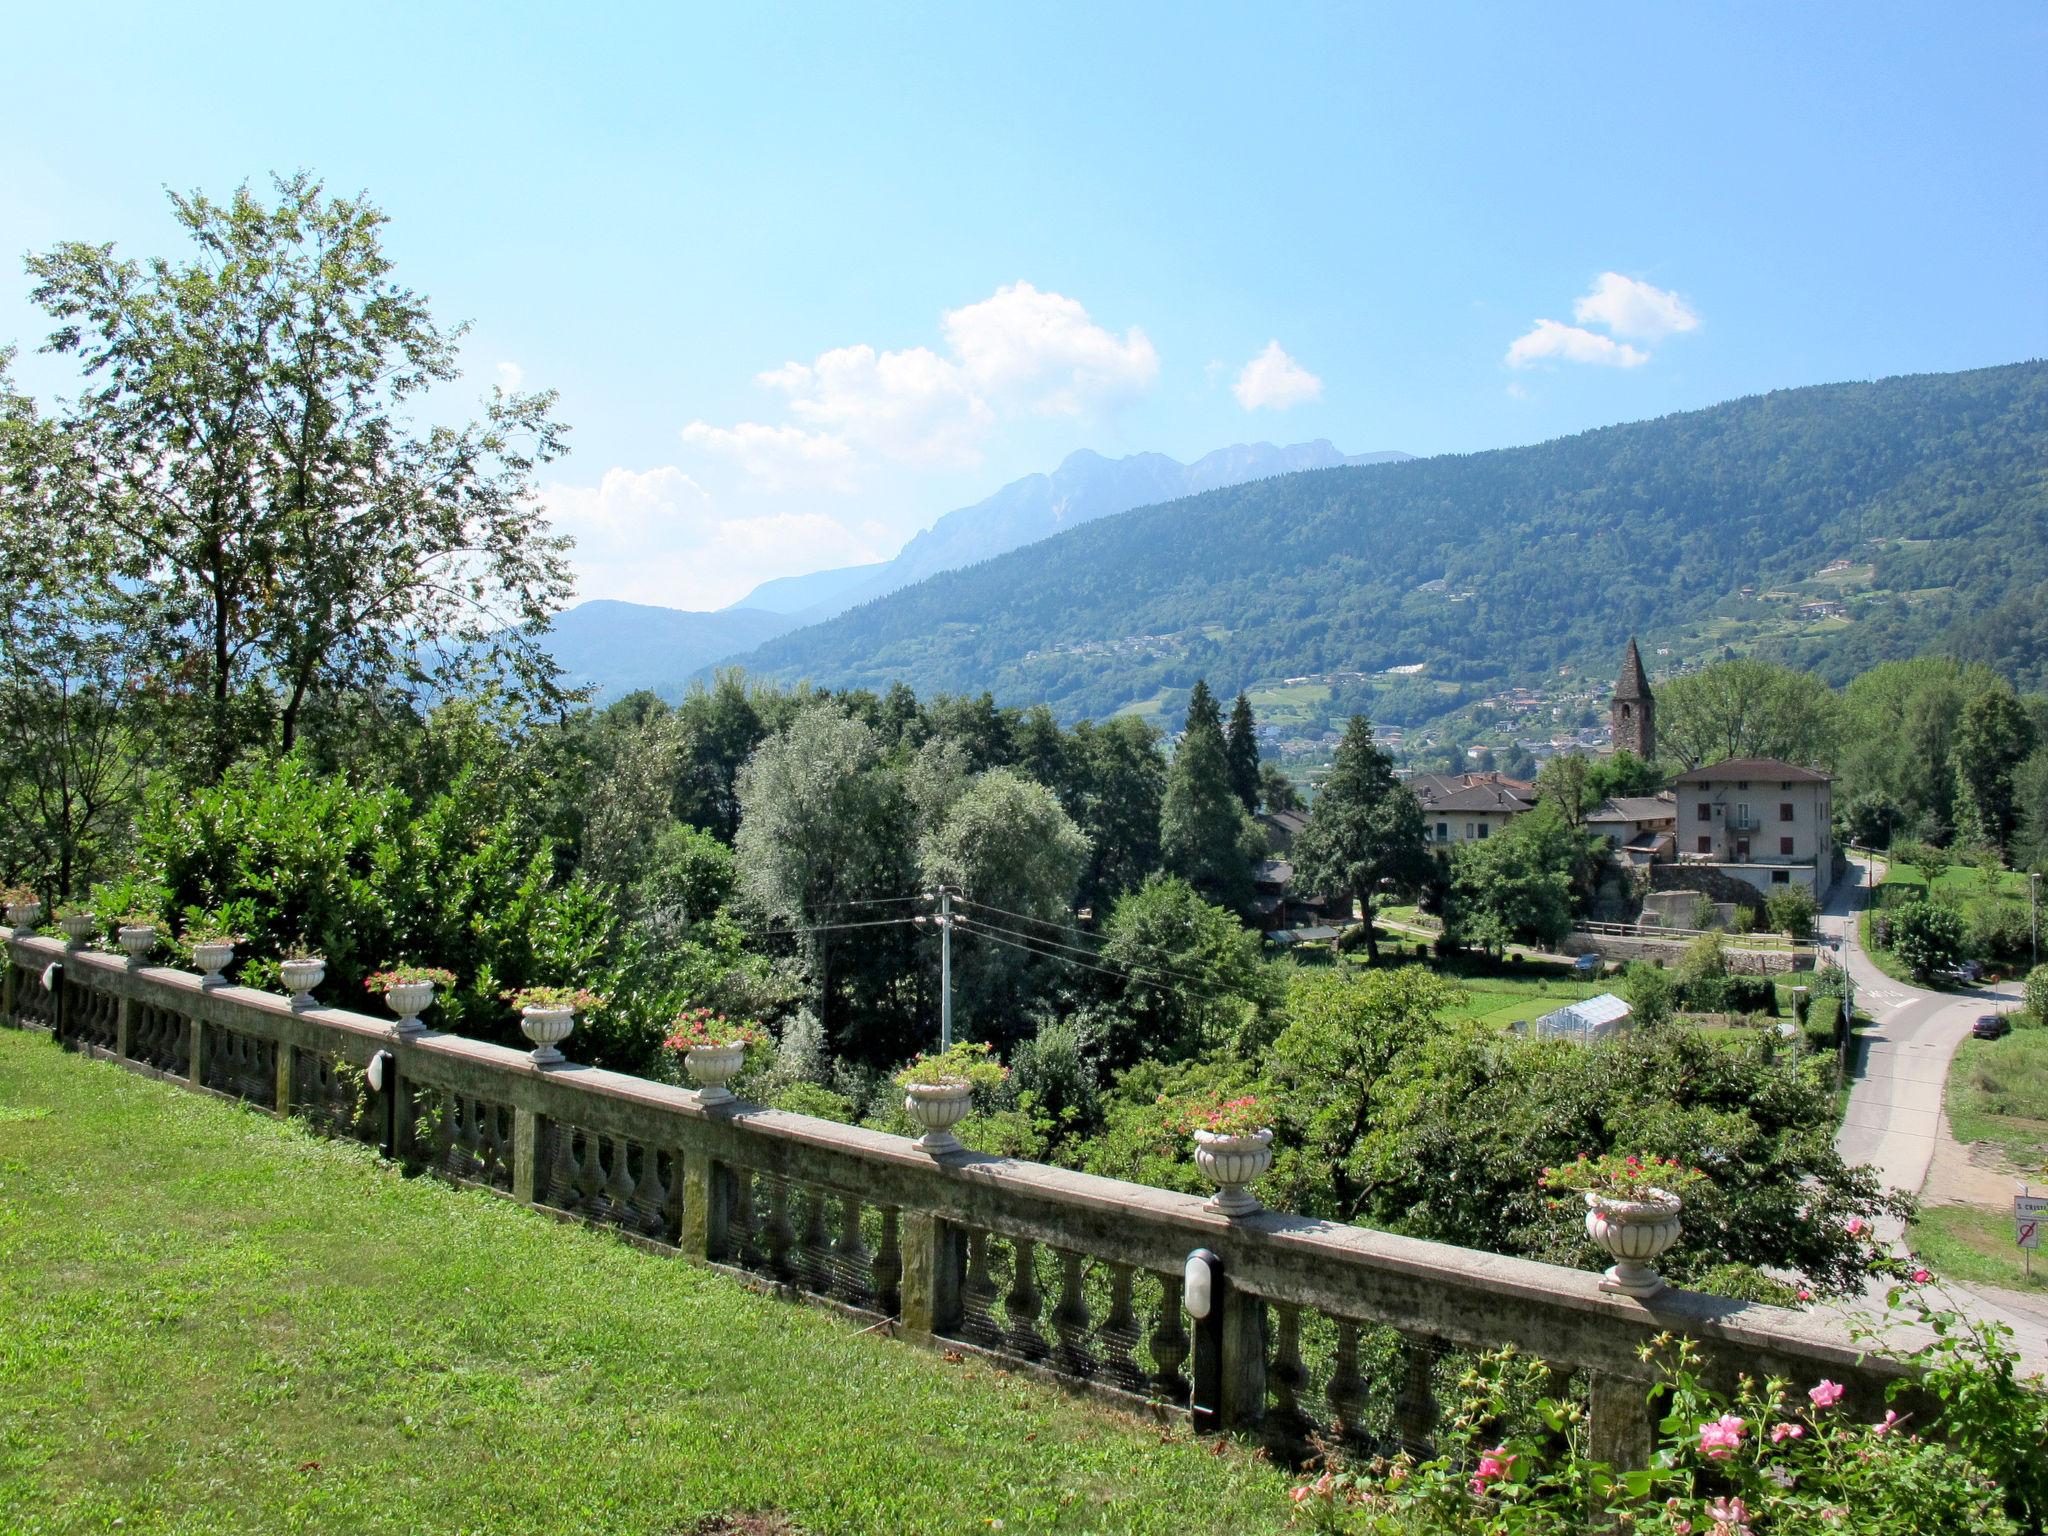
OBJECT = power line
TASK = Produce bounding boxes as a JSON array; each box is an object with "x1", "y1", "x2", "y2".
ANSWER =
[
  {"x1": 956, "y1": 914, "x2": 1276, "y2": 1006},
  {"x1": 948, "y1": 894, "x2": 1104, "y2": 944},
  {"x1": 730, "y1": 915, "x2": 921, "y2": 942},
  {"x1": 958, "y1": 919, "x2": 1194, "y2": 996}
]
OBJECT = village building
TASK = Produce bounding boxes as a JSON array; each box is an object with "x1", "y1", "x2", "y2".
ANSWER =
[
  {"x1": 1408, "y1": 771, "x2": 1537, "y2": 845},
  {"x1": 1674, "y1": 758, "x2": 1835, "y2": 900},
  {"x1": 1585, "y1": 793, "x2": 1678, "y2": 868}
]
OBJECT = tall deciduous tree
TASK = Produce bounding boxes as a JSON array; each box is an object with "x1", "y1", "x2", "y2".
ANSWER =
[
  {"x1": 1655, "y1": 659, "x2": 1838, "y2": 772},
  {"x1": 1290, "y1": 716, "x2": 1427, "y2": 961},
  {"x1": 1953, "y1": 687, "x2": 2038, "y2": 854},
  {"x1": 1224, "y1": 691, "x2": 1261, "y2": 813},
  {"x1": 23, "y1": 174, "x2": 573, "y2": 779}
]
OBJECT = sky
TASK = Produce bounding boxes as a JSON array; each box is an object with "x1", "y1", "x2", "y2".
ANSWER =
[{"x1": 5, "y1": 3, "x2": 2046, "y2": 611}]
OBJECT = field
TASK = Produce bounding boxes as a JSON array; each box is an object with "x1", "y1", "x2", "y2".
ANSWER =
[
  {"x1": 0, "y1": 1029, "x2": 1295, "y2": 1536},
  {"x1": 1945, "y1": 1025, "x2": 2048, "y2": 1171},
  {"x1": 1909, "y1": 1204, "x2": 2048, "y2": 1296}
]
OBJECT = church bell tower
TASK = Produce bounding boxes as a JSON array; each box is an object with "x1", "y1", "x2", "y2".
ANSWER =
[{"x1": 1611, "y1": 637, "x2": 1654, "y2": 760}]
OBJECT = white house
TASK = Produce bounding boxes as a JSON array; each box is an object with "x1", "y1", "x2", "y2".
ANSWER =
[{"x1": 1674, "y1": 758, "x2": 1834, "y2": 901}]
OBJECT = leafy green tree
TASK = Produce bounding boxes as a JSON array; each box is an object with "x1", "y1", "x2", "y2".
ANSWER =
[
  {"x1": 1654, "y1": 659, "x2": 1838, "y2": 771},
  {"x1": 919, "y1": 768, "x2": 1090, "y2": 1039},
  {"x1": 1890, "y1": 899, "x2": 1967, "y2": 980},
  {"x1": 1445, "y1": 817, "x2": 1574, "y2": 956},
  {"x1": 1953, "y1": 687, "x2": 2038, "y2": 854},
  {"x1": 24, "y1": 174, "x2": 573, "y2": 778},
  {"x1": 733, "y1": 703, "x2": 916, "y2": 1037},
  {"x1": 2015, "y1": 748, "x2": 2048, "y2": 873},
  {"x1": 1224, "y1": 691, "x2": 1261, "y2": 813},
  {"x1": 1621, "y1": 961, "x2": 1677, "y2": 1029},
  {"x1": 1098, "y1": 875, "x2": 1277, "y2": 1066},
  {"x1": 1160, "y1": 685, "x2": 1261, "y2": 912},
  {"x1": 1764, "y1": 884, "x2": 1818, "y2": 941},
  {"x1": 1535, "y1": 751, "x2": 1591, "y2": 827},
  {"x1": 673, "y1": 671, "x2": 767, "y2": 841},
  {"x1": 1068, "y1": 715, "x2": 1167, "y2": 913},
  {"x1": 1257, "y1": 762, "x2": 1303, "y2": 814},
  {"x1": 1583, "y1": 750, "x2": 1663, "y2": 804},
  {"x1": 1290, "y1": 716, "x2": 1428, "y2": 962}
]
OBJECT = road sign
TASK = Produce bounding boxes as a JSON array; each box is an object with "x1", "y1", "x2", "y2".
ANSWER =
[{"x1": 2018, "y1": 1195, "x2": 2047, "y2": 1250}]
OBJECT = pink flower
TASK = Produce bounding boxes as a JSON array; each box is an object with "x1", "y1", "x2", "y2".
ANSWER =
[
  {"x1": 1672, "y1": 1523, "x2": 1693, "y2": 1536},
  {"x1": 1706, "y1": 1496, "x2": 1752, "y2": 1536},
  {"x1": 1697, "y1": 1414, "x2": 1746, "y2": 1459},
  {"x1": 1873, "y1": 1409, "x2": 1902, "y2": 1437},
  {"x1": 1911, "y1": 1268, "x2": 1931, "y2": 1284},
  {"x1": 1808, "y1": 1379, "x2": 1845, "y2": 1409},
  {"x1": 1797, "y1": 1287, "x2": 1813, "y2": 1302},
  {"x1": 1289, "y1": 1487, "x2": 1310, "y2": 1505},
  {"x1": 1770, "y1": 1422, "x2": 1804, "y2": 1443},
  {"x1": 1845, "y1": 1216, "x2": 1866, "y2": 1236},
  {"x1": 1470, "y1": 1446, "x2": 1515, "y2": 1495}
]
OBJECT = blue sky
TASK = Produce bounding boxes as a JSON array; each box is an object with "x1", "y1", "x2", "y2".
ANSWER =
[{"x1": 5, "y1": 3, "x2": 2046, "y2": 608}]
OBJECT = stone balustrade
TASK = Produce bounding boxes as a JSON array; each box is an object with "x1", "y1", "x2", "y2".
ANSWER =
[{"x1": 2, "y1": 933, "x2": 1940, "y2": 1465}]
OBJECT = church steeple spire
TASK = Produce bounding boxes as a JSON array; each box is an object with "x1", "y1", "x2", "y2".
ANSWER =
[{"x1": 1611, "y1": 638, "x2": 1654, "y2": 759}]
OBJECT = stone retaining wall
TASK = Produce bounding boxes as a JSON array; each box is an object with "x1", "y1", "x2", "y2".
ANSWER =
[{"x1": 1560, "y1": 932, "x2": 1816, "y2": 974}]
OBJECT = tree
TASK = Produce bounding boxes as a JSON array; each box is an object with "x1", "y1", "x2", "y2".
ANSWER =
[
  {"x1": 1584, "y1": 750, "x2": 1663, "y2": 805},
  {"x1": 2015, "y1": 748, "x2": 2048, "y2": 874},
  {"x1": 1764, "y1": 885, "x2": 1818, "y2": 941},
  {"x1": 1098, "y1": 875, "x2": 1276, "y2": 1065},
  {"x1": 1160, "y1": 685, "x2": 1261, "y2": 912},
  {"x1": 1655, "y1": 659, "x2": 1838, "y2": 771},
  {"x1": 1620, "y1": 962, "x2": 1677, "y2": 1030},
  {"x1": 1289, "y1": 716, "x2": 1428, "y2": 962},
  {"x1": 1224, "y1": 692, "x2": 1261, "y2": 813},
  {"x1": 1535, "y1": 751, "x2": 1592, "y2": 827},
  {"x1": 919, "y1": 768, "x2": 1090, "y2": 1039},
  {"x1": 1068, "y1": 715, "x2": 1167, "y2": 913},
  {"x1": 1446, "y1": 821, "x2": 1574, "y2": 956},
  {"x1": 1890, "y1": 899, "x2": 1967, "y2": 981},
  {"x1": 1258, "y1": 762, "x2": 1303, "y2": 814},
  {"x1": 733, "y1": 703, "x2": 915, "y2": 1036},
  {"x1": 24, "y1": 174, "x2": 574, "y2": 778},
  {"x1": 1953, "y1": 687, "x2": 2038, "y2": 854},
  {"x1": 673, "y1": 670, "x2": 766, "y2": 841}
]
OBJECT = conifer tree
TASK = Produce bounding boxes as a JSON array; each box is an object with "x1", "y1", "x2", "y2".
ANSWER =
[
  {"x1": 1161, "y1": 679, "x2": 1259, "y2": 911},
  {"x1": 1225, "y1": 691, "x2": 1262, "y2": 813},
  {"x1": 1290, "y1": 715, "x2": 1427, "y2": 961}
]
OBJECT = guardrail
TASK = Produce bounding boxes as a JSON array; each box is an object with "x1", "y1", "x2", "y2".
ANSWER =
[{"x1": 2, "y1": 931, "x2": 1930, "y2": 1466}]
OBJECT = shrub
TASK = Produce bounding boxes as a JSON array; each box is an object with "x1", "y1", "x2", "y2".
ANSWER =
[
  {"x1": 893, "y1": 1039, "x2": 1007, "y2": 1091},
  {"x1": 1892, "y1": 899, "x2": 1968, "y2": 980},
  {"x1": 1809, "y1": 996, "x2": 1842, "y2": 1041},
  {"x1": 2028, "y1": 964, "x2": 2048, "y2": 1024},
  {"x1": 1766, "y1": 884, "x2": 1819, "y2": 940},
  {"x1": 1621, "y1": 961, "x2": 1676, "y2": 1030}
]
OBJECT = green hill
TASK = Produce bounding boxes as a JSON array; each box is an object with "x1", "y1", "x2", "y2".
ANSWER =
[{"x1": 729, "y1": 362, "x2": 2048, "y2": 733}]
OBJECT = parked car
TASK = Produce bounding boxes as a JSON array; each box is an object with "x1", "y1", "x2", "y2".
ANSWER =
[{"x1": 1971, "y1": 1013, "x2": 2011, "y2": 1040}]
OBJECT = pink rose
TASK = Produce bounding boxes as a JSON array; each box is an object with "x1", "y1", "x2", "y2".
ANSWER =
[
  {"x1": 1911, "y1": 1268, "x2": 1930, "y2": 1284},
  {"x1": 1797, "y1": 1287, "x2": 1813, "y2": 1302},
  {"x1": 1770, "y1": 1422, "x2": 1804, "y2": 1443},
  {"x1": 1808, "y1": 1379, "x2": 1845, "y2": 1409},
  {"x1": 1845, "y1": 1216, "x2": 1866, "y2": 1236},
  {"x1": 1470, "y1": 1446, "x2": 1515, "y2": 1495},
  {"x1": 1873, "y1": 1409, "x2": 1902, "y2": 1437},
  {"x1": 1697, "y1": 1413, "x2": 1745, "y2": 1459}
]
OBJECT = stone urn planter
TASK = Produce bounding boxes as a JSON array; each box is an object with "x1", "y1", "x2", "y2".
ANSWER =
[
  {"x1": 685, "y1": 1042, "x2": 748, "y2": 1105},
  {"x1": 118, "y1": 924, "x2": 157, "y2": 965},
  {"x1": 281, "y1": 958, "x2": 326, "y2": 1010},
  {"x1": 192, "y1": 941, "x2": 236, "y2": 987},
  {"x1": 1193, "y1": 1128, "x2": 1274, "y2": 1217},
  {"x1": 6, "y1": 898, "x2": 42, "y2": 934},
  {"x1": 385, "y1": 981, "x2": 438, "y2": 1035},
  {"x1": 903, "y1": 1081, "x2": 974, "y2": 1154},
  {"x1": 1584, "y1": 1191, "x2": 1683, "y2": 1298},
  {"x1": 520, "y1": 1005, "x2": 576, "y2": 1066},
  {"x1": 58, "y1": 912, "x2": 98, "y2": 949}
]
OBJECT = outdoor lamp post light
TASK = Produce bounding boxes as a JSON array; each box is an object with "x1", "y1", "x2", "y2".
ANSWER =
[
  {"x1": 1183, "y1": 1248, "x2": 1226, "y2": 1432},
  {"x1": 366, "y1": 1049, "x2": 397, "y2": 1160}
]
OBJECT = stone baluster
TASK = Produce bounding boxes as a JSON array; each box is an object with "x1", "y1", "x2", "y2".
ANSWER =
[
  {"x1": 1003, "y1": 1237, "x2": 1049, "y2": 1361},
  {"x1": 764, "y1": 1178, "x2": 796, "y2": 1280},
  {"x1": 627, "y1": 1145, "x2": 670, "y2": 1240},
  {"x1": 601, "y1": 1134, "x2": 636, "y2": 1225},
  {"x1": 873, "y1": 1208, "x2": 902, "y2": 1318},
  {"x1": 1588, "y1": 1369, "x2": 1657, "y2": 1470},
  {"x1": 1050, "y1": 1248, "x2": 1094, "y2": 1378},
  {"x1": 1149, "y1": 1273, "x2": 1191, "y2": 1403},
  {"x1": 1099, "y1": 1263, "x2": 1145, "y2": 1392},
  {"x1": 1268, "y1": 1302, "x2": 1310, "y2": 1436},
  {"x1": 799, "y1": 1186, "x2": 833, "y2": 1293},
  {"x1": 544, "y1": 1122, "x2": 580, "y2": 1210},
  {"x1": 958, "y1": 1230, "x2": 1001, "y2": 1347},
  {"x1": 833, "y1": 1193, "x2": 872, "y2": 1304},
  {"x1": 576, "y1": 1131, "x2": 609, "y2": 1219},
  {"x1": 727, "y1": 1168, "x2": 759, "y2": 1266},
  {"x1": 1324, "y1": 1317, "x2": 1368, "y2": 1446},
  {"x1": 1391, "y1": 1332, "x2": 1440, "y2": 1456}
]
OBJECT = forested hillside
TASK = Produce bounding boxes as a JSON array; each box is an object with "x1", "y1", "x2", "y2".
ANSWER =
[{"x1": 730, "y1": 362, "x2": 2048, "y2": 724}]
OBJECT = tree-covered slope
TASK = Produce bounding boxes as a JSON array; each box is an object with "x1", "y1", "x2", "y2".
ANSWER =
[{"x1": 729, "y1": 362, "x2": 2048, "y2": 723}]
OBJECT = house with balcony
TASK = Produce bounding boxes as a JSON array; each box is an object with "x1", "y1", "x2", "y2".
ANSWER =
[{"x1": 1673, "y1": 758, "x2": 1834, "y2": 900}]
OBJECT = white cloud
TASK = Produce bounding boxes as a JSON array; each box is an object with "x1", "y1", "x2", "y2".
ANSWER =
[
  {"x1": 1572, "y1": 272, "x2": 1700, "y2": 341},
  {"x1": 543, "y1": 464, "x2": 882, "y2": 608},
  {"x1": 677, "y1": 420, "x2": 860, "y2": 492},
  {"x1": 1232, "y1": 340, "x2": 1323, "y2": 411},
  {"x1": 1504, "y1": 319, "x2": 1650, "y2": 370},
  {"x1": 684, "y1": 282, "x2": 1156, "y2": 489},
  {"x1": 941, "y1": 281, "x2": 1158, "y2": 414},
  {"x1": 496, "y1": 361, "x2": 525, "y2": 392}
]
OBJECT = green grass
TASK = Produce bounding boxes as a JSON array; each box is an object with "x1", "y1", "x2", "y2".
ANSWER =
[
  {"x1": 0, "y1": 1029, "x2": 1296, "y2": 1536},
  {"x1": 1882, "y1": 861, "x2": 2034, "y2": 903},
  {"x1": 1909, "y1": 1204, "x2": 2048, "y2": 1296},
  {"x1": 1946, "y1": 1024, "x2": 2048, "y2": 1172}
]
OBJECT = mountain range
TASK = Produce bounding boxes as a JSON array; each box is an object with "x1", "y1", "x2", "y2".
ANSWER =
[
  {"x1": 717, "y1": 361, "x2": 2048, "y2": 734},
  {"x1": 540, "y1": 440, "x2": 1409, "y2": 696}
]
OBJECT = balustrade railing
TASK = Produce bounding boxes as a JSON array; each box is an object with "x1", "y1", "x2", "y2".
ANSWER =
[{"x1": 2, "y1": 930, "x2": 1953, "y2": 1465}]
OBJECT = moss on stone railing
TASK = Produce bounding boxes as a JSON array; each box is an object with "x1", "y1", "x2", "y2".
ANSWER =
[{"x1": 1, "y1": 933, "x2": 1932, "y2": 1466}]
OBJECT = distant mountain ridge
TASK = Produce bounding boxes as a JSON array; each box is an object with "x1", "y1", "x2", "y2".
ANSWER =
[
  {"x1": 727, "y1": 440, "x2": 1411, "y2": 623},
  {"x1": 721, "y1": 362, "x2": 2048, "y2": 728},
  {"x1": 546, "y1": 439, "x2": 1408, "y2": 698}
]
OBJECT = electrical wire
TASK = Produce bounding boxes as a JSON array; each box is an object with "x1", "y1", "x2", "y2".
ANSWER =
[
  {"x1": 729, "y1": 915, "x2": 922, "y2": 941},
  {"x1": 947, "y1": 894, "x2": 1105, "y2": 944},
  {"x1": 955, "y1": 914, "x2": 1276, "y2": 1005},
  {"x1": 956, "y1": 918, "x2": 1192, "y2": 996}
]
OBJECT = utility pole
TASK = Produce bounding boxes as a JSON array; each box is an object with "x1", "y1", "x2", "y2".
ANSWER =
[{"x1": 938, "y1": 886, "x2": 955, "y2": 1050}]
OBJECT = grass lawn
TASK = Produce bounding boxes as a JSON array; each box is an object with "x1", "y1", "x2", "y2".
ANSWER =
[
  {"x1": 1946, "y1": 1025, "x2": 2048, "y2": 1171},
  {"x1": 0, "y1": 1029, "x2": 1296, "y2": 1536},
  {"x1": 1910, "y1": 1204, "x2": 2048, "y2": 1296},
  {"x1": 1348, "y1": 954, "x2": 1603, "y2": 1029}
]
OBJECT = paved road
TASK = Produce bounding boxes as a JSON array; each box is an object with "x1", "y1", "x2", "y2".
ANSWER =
[{"x1": 1821, "y1": 855, "x2": 2047, "y2": 1362}]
